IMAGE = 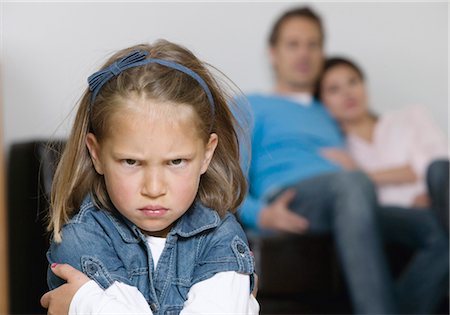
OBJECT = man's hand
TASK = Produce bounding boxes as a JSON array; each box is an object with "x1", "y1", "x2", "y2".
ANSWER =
[
  {"x1": 259, "y1": 189, "x2": 309, "y2": 234},
  {"x1": 40, "y1": 263, "x2": 90, "y2": 315},
  {"x1": 321, "y1": 148, "x2": 358, "y2": 170}
]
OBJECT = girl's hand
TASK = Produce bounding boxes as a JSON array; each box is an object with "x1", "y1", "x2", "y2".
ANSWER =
[
  {"x1": 40, "y1": 263, "x2": 90, "y2": 315},
  {"x1": 321, "y1": 148, "x2": 358, "y2": 170},
  {"x1": 412, "y1": 193, "x2": 431, "y2": 208}
]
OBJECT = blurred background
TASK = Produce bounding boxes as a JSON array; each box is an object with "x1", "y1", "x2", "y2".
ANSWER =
[
  {"x1": 0, "y1": 1, "x2": 448, "y2": 314},
  {"x1": 2, "y1": 1, "x2": 447, "y2": 148}
]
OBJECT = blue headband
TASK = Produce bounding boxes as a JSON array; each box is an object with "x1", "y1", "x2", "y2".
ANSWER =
[{"x1": 87, "y1": 50, "x2": 215, "y2": 117}]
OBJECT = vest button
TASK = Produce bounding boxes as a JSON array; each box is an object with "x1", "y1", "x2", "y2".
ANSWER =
[
  {"x1": 87, "y1": 264, "x2": 98, "y2": 274},
  {"x1": 150, "y1": 303, "x2": 158, "y2": 312},
  {"x1": 237, "y1": 243, "x2": 246, "y2": 254}
]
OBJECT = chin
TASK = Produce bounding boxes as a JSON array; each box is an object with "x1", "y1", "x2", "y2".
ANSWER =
[
  {"x1": 290, "y1": 80, "x2": 311, "y2": 90},
  {"x1": 344, "y1": 114, "x2": 362, "y2": 123}
]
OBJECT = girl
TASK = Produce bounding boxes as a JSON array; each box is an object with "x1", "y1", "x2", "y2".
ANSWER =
[
  {"x1": 43, "y1": 40, "x2": 259, "y2": 314},
  {"x1": 316, "y1": 57, "x2": 449, "y2": 230}
]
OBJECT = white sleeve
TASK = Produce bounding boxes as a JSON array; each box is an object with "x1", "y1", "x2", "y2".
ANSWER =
[
  {"x1": 181, "y1": 271, "x2": 260, "y2": 314},
  {"x1": 69, "y1": 272, "x2": 259, "y2": 315},
  {"x1": 69, "y1": 280, "x2": 153, "y2": 315}
]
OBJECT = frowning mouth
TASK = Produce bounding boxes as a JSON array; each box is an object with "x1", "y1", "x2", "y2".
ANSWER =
[{"x1": 138, "y1": 206, "x2": 169, "y2": 217}]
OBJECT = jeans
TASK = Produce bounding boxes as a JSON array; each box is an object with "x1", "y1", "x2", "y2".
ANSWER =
[
  {"x1": 274, "y1": 170, "x2": 449, "y2": 314},
  {"x1": 427, "y1": 159, "x2": 449, "y2": 233},
  {"x1": 378, "y1": 206, "x2": 449, "y2": 314}
]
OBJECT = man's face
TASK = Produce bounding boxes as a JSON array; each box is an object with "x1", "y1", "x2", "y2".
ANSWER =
[{"x1": 270, "y1": 17, "x2": 324, "y2": 92}]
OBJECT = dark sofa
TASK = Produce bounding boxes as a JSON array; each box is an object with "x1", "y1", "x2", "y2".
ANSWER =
[
  {"x1": 7, "y1": 140, "x2": 64, "y2": 314},
  {"x1": 8, "y1": 139, "x2": 445, "y2": 314}
]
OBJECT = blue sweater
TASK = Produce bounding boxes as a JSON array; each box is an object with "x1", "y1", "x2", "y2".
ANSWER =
[{"x1": 239, "y1": 94, "x2": 344, "y2": 229}]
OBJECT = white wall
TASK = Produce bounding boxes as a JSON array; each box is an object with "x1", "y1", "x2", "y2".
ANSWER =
[{"x1": 1, "y1": 2, "x2": 448, "y2": 149}]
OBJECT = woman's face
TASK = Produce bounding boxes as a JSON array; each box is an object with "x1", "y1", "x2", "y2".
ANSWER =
[{"x1": 320, "y1": 64, "x2": 369, "y2": 123}]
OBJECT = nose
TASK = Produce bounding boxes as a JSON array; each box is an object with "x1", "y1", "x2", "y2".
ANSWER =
[
  {"x1": 141, "y1": 168, "x2": 166, "y2": 198},
  {"x1": 342, "y1": 84, "x2": 354, "y2": 97},
  {"x1": 297, "y1": 41, "x2": 315, "y2": 55},
  {"x1": 296, "y1": 44, "x2": 309, "y2": 58}
]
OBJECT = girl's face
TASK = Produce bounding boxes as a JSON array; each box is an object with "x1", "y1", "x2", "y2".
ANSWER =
[
  {"x1": 86, "y1": 99, "x2": 217, "y2": 237},
  {"x1": 320, "y1": 64, "x2": 369, "y2": 123}
]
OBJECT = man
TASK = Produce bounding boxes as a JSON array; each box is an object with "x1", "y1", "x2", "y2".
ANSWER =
[{"x1": 239, "y1": 6, "x2": 448, "y2": 314}]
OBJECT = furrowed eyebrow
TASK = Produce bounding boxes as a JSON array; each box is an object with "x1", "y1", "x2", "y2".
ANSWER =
[
  {"x1": 111, "y1": 151, "x2": 197, "y2": 160},
  {"x1": 111, "y1": 151, "x2": 143, "y2": 159},
  {"x1": 166, "y1": 152, "x2": 196, "y2": 160}
]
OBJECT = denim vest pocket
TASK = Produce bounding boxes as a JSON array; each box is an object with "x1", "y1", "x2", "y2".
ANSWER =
[
  {"x1": 231, "y1": 235, "x2": 255, "y2": 275},
  {"x1": 231, "y1": 236, "x2": 256, "y2": 292},
  {"x1": 81, "y1": 256, "x2": 115, "y2": 289}
]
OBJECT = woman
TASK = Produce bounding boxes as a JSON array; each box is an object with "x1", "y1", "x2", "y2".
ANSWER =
[{"x1": 316, "y1": 57, "x2": 449, "y2": 231}]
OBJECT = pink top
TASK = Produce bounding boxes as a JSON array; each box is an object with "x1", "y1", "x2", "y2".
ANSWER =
[{"x1": 347, "y1": 106, "x2": 448, "y2": 207}]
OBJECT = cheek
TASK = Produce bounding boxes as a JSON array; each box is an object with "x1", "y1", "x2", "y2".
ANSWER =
[
  {"x1": 104, "y1": 168, "x2": 140, "y2": 208},
  {"x1": 323, "y1": 94, "x2": 342, "y2": 114},
  {"x1": 172, "y1": 169, "x2": 202, "y2": 203},
  {"x1": 279, "y1": 50, "x2": 294, "y2": 65},
  {"x1": 311, "y1": 51, "x2": 323, "y2": 64},
  {"x1": 356, "y1": 85, "x2": 368, "y2": 102}
]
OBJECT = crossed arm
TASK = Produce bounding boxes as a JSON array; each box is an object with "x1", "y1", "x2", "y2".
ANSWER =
[{"x1": 41, "y1": 263, "x2": 259, "y2": 315}]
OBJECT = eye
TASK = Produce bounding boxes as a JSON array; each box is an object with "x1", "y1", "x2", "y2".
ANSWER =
[
  {"x1": 122, "y1": 159, "x2": 138, "y2": 167},
  {"x1": 286, "y1": 40, "x2": 299, "y2": 49},
  {"x1": 349, "y1": 77, "x2": 360, "y2": 86},
  {"x1": 326, "y1": 85, "x2": 339, "y2": 95},
  {"x1": 308, "y1": 41, "x2": 320, "y2": 50},
  {"x1": 169, "y1": 159, "x2": 186, "y2": 167}
]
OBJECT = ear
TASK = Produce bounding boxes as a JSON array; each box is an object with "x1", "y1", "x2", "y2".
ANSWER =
[
  {"x1": 268, "y1": 46, "x2": 278, "y2": 68},
  {"x1": 85, "y1": 133, "x2": 104, "y2": 175},
  {"x1": 200, "y1": 133, "x2": 218, "y2": 174}
]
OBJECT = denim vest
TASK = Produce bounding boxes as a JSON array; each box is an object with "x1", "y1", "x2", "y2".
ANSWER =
[{"x1": 47, "y1": 196, "x2": 255, "y2": 315}]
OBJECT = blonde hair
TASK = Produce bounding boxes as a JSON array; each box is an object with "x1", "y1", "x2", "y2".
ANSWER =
[{"x1": 49, "y1": 40, "x2": 248, "y2": 242}]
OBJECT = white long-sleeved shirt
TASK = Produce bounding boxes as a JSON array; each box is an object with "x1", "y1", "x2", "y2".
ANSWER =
[
  {"x1": 347, "y1": 106, "x2": 448, "y2": 207},
  {"x1": 69, "y1": 235, "x2": 259, "y2": 314}
]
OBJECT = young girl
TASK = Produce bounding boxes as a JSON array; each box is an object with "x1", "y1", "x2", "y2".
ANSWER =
[
  {"x1": 316, "y1": 57, "x2": 449, "y2": 229},
  {"x1": 43, "y1": 40, "x2": 259, "y2": 314}
]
